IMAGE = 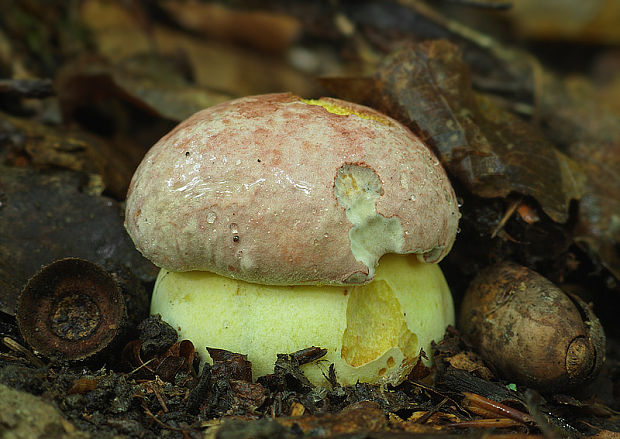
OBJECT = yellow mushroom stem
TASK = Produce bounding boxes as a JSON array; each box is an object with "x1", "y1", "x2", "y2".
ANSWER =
[{"x1": 150, "y1": 253, "x2": 454, "y2": 387}]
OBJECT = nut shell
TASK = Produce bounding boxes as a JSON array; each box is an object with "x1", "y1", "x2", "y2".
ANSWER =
[
  {"x1": 125, "y1": 93, "x2": 459, "y2": 285},
  {"x1": 17, "y1": 258, "x2": 126, "y2": 361},
  {"x1": 459, "y1": 262, "x2": 605, "y2": 393}
]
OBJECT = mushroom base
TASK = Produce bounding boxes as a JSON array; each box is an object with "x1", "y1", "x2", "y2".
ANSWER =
[{"x1": 150, "y1": 254, "x2": 454, "y2": 387}]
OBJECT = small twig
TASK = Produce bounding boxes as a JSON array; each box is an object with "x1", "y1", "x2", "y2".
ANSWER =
[
  {"x1": 447, "y1": 417, "x2": 525, "y2": 428},
  {"x1": 416, "y1": 397, "x2": 449, "y2": 424},
  {"x1": 462, "y1": 392, "x2": 534, "y2": 425},
  {"x1": 491, "y1": 196, "x2": 522, "y2": 238},
  {"x1": 126, "y1": 357, "x2": 157, "y2": 377},
  {"x1": 408, "y1": 381, "x2": 470, "y2": 417},
  {"x1": 141, "y1": 401, "x2": 184, "y2": 432},
  {"x1": 3, "y1": 337, "x2": 46, "y2": 368},
  {"x1": 149, "y1": 381, "x2": 169, "y2": 413}
]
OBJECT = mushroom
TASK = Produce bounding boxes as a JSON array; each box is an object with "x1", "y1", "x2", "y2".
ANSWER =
[{"x1": 125, "y1": 93, "x2": 459, "y2": 386}]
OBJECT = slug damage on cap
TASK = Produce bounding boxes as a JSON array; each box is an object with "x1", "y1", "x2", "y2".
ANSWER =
[{"x1": 334, "y1": 164, "x2": 405, "y2": 283}]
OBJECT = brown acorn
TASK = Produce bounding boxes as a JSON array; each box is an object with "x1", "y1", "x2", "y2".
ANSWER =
[
  {"x1": 17, "y1": 258, "x2": 127, "y2": 361},
  {"x1": 459, "y1": 262, "x2": 605, "y2": 393}
]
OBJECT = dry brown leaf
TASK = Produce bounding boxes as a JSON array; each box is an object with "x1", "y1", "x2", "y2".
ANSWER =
[
  {"x1": 79, "y1": 0, "x2": 318, "y2": 99},
  {"x1": 506, "y1": 0, "x2": 620, "y2": 43},
  {"x1": 445, "y1": 351, "x2": 494, "y2": 381},
  {"x1": 55, "y1": 54, "x2": 231, "y2": 123},
  {"x1": 1, "y1": 113, "x2": 134, "y2": 198},
  {"x1": 160, "y1": 1, "x2": 301, "y2": 53},
  {"x1": 571, "y1": 140, "x2": 620, "y2": 279},
  {"x1": 536, "y1": 73, "x2": 620, "y2": 278}
]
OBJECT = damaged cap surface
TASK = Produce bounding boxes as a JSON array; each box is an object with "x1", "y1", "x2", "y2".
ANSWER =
[{"x1": 125, "y1": 93, "x2": 459, "y2": 285}]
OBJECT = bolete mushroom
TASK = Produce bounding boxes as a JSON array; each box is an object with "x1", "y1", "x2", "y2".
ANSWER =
[{"x1": 125, "y1": 93, "x2": 459, "y2": 386}]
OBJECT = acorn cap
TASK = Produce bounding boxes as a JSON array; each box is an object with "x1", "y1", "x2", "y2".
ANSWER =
[
  {"x1": 125, "y1": 93, "x2": 459, "y2": 285},
  {"x1": 17, "y1": 258, "x2": 126, "y2": 361}
]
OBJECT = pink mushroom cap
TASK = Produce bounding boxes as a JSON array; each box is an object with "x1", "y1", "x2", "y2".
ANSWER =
[{"x1": 125, "y1": 93, "x2": 459, "y2": 285}]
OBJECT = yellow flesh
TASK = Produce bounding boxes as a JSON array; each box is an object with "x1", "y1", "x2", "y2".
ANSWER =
[
  {"x1": 150, "y1": 254, "x2": 454, "y2": 387},
  {"x1": 300, "y1": 98, "x2": 390, "y2": 124}
]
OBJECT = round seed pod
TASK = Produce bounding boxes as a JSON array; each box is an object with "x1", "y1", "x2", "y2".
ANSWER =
[
  {"x1": 459, "y1": 262, "x2": 605, "y2": 393},
  {"x1": 17, "y1": 258, "x2": 127, "y2": 361}
]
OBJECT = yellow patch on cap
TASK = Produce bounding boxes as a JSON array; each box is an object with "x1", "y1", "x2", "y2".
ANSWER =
[{"x1": 301, "y1": 98, "x2": 389, "y2": 125}]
